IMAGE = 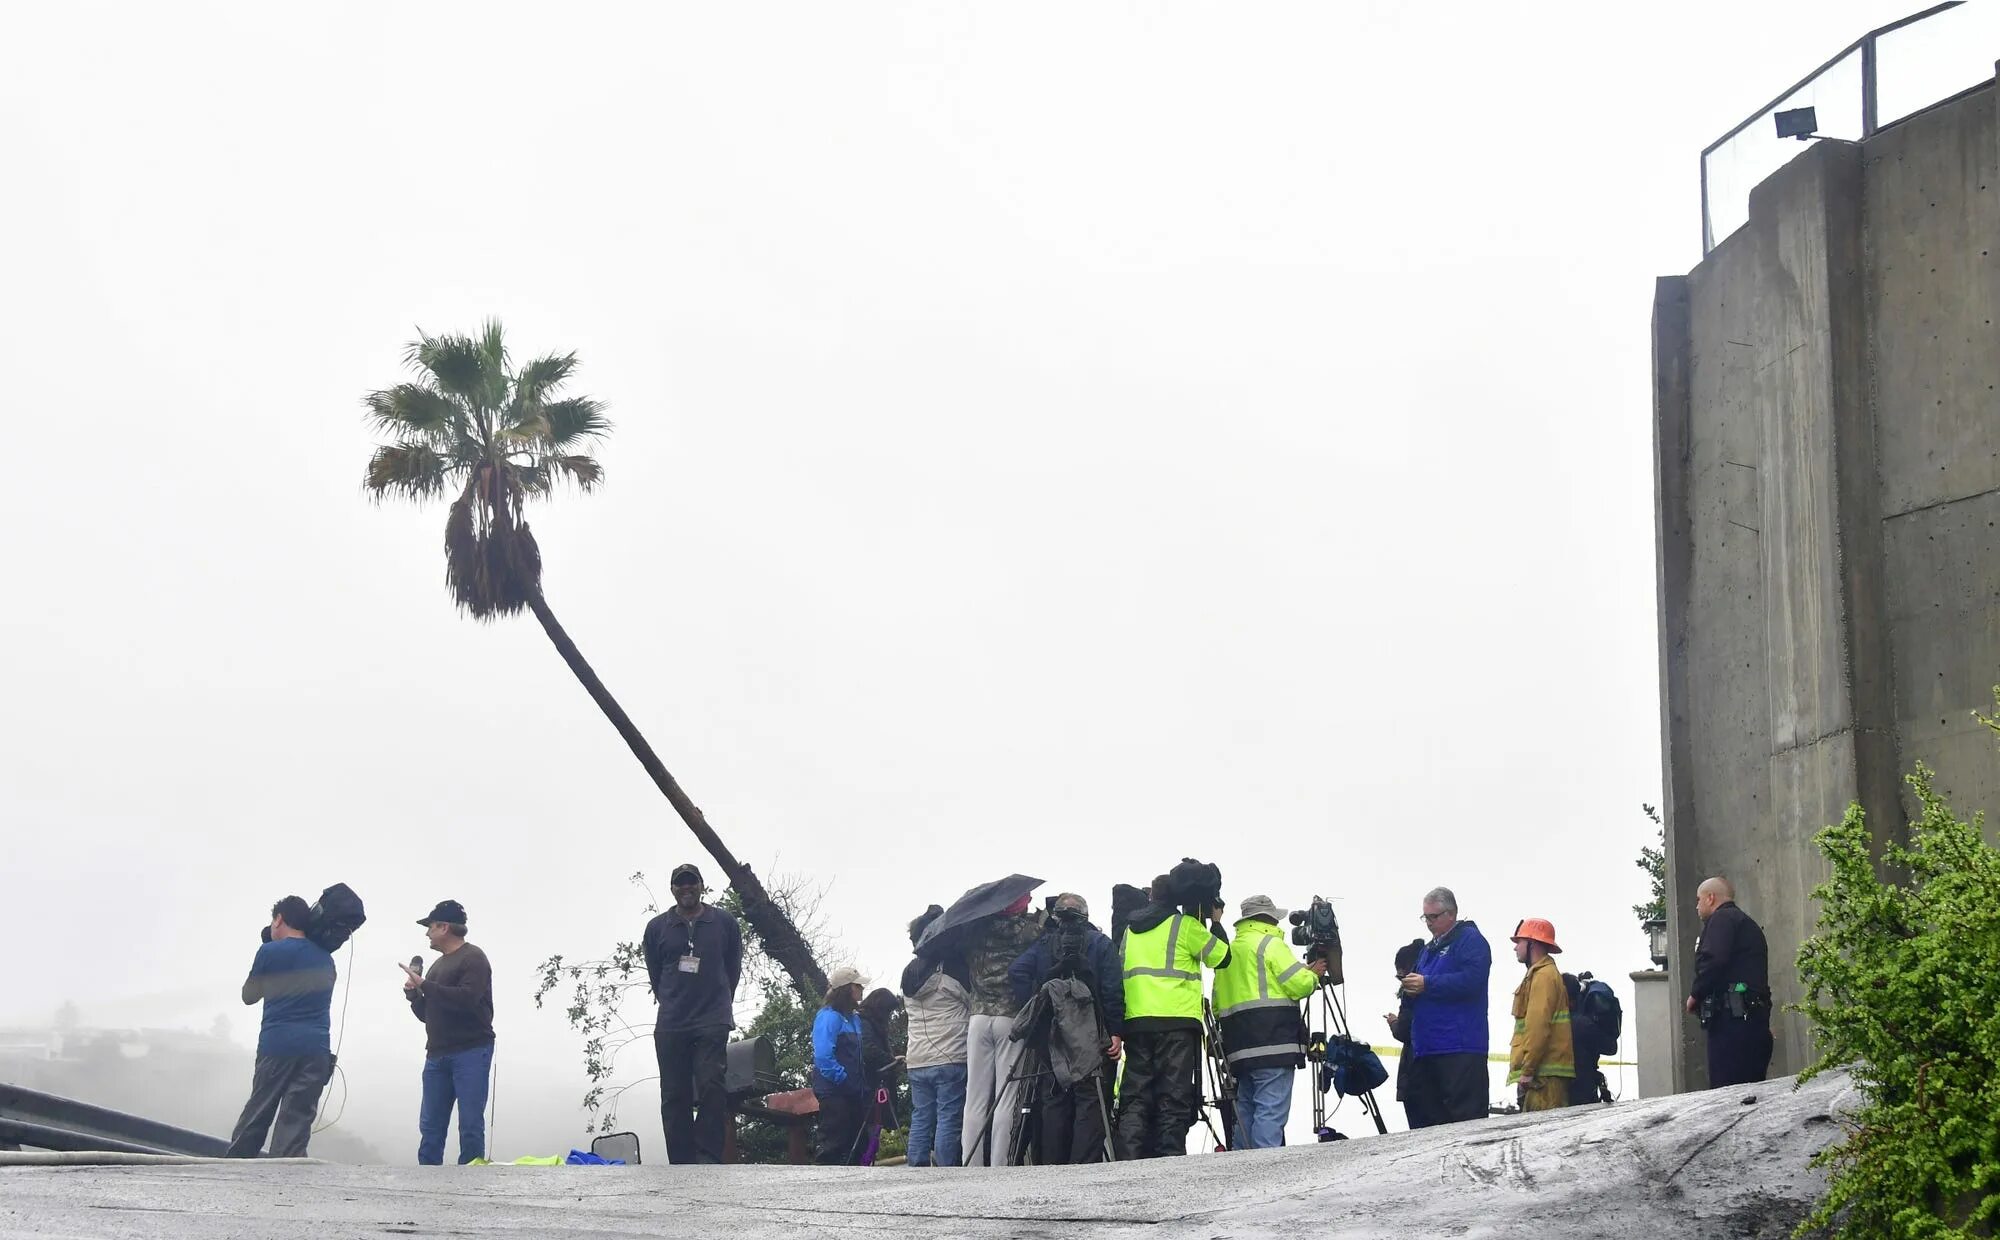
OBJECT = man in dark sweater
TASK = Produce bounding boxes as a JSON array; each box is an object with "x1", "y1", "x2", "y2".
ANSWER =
[
  {"x1": 403, "y1": 899, "x2": 495, "y2": 1165},
  {"x1": 226, "y1": 895, "x2": 336, "y2": 1158},
  {"x1": 1685, "y1": 876, "x2": 1773, "y2": 1088},
  {"x1": 642, "y1": 863, "x2": 743, "y2": 1165}
]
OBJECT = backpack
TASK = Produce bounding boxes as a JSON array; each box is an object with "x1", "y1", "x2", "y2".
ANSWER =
[
  {"x1": 307, "y1": 883, "x2": 367, "y2": 954},
  {"x1": 1325, "y1": 1034, "x2": 1389, "y2": 1097},
  {"x1": 1564, "y1": 972, "x2": 1621, "y2": 1057}
]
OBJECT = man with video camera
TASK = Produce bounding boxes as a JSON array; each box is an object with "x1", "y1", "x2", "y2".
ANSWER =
[
  {"x1": 1213, "y1": 895, "x2": 1326, "y2": 1148},
  {"x1": 1007, "y1": 892, "x2": 1123, "y2": 1163},
  {"x1": 1116, "y1": 863, "x2": 1230, "y2": 1159},
  {"x1": 226, "y1": 896, "x2": 336, "y2": 1158}
]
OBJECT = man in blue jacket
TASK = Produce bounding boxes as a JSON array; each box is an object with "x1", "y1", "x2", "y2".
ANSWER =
[
  {"x1": 226, "y1": 896, "x2": 336, "y2": 1158},
  {"x1": 642, "y1": 862, "x2": 744, "y2": 1165},
  {"x1": 1397, "y1": 886, "x2": 1491, "y2": 1128}
]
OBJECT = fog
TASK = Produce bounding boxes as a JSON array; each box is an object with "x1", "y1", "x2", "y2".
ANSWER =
[{"x1": 0, "y1": 0, "x2": 1924, "y2": 1160}]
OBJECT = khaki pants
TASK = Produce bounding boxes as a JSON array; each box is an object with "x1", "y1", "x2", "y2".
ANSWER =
[{"x1": 1518, "y1": 1076, "x2": 1569, "y2": 1112}]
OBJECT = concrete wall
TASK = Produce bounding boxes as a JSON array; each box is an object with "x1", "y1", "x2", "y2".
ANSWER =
[{"x1": 1653, "y1": 79, "x2": 2000, "y2": 1089}]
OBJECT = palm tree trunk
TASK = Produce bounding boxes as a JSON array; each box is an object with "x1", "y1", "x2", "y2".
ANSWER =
[{"x1": 527, "y1": 591, "x2": 829, "y2": 1003}]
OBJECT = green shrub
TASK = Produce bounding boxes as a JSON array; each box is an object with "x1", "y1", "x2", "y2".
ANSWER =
[{"x1": 1794, "y1": 713, "x2": 2000, "y2": 1236}]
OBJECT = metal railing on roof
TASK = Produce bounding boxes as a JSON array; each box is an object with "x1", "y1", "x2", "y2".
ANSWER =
[{"x1": 1700, "y1": 2, "x2": 2000, "y2": 253}]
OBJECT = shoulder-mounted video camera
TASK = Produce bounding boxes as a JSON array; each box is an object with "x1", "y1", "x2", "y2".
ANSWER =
[
  {"x1": 1168, "y1": 858, "x2": 1223, "y2": 917},
  {"x1": 1289, "y1": 896, "x2": 1345, "y2": 985}
]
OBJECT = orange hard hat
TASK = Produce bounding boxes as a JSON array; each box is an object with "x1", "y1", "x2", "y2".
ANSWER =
[{"x1": 1511, "y1": 917, "x2": 1562, "y2": 953}]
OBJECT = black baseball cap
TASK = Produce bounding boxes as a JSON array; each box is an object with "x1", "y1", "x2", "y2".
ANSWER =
[
  {"x1": 670, "y1": 864, "x2": 704, "y2": 886},
  {"x1": 418, "y1": 899, "x2": 468, "y2": 926}
]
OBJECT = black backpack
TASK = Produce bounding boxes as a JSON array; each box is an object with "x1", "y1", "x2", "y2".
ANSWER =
[
  {"x1": 1563, "y1": 971, "x2": 1622, "y2": 1058},
  {"x1": 307, "y1": 883, "x2": 367, "y2": 954}
]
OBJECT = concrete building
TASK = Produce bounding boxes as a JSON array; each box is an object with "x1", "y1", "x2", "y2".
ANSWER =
[{"x1": 1652, "y1": 68, "x2": 2000, "y2": 1089}]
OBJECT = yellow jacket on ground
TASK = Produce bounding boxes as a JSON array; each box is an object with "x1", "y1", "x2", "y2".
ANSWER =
[{"x1": 1507, "y1": 955, "x2": 1575, "y2": 1084}]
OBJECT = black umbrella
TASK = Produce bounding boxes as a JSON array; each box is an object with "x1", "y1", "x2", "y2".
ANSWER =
[{"x1": 914, "y1": 873, "x2": 1044, "y2": 953}]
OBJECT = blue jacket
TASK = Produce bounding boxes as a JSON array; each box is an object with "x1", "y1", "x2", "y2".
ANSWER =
[
  {"x1": 1409, "y1": 919, "x2": 1491, "y2": 1058},
  {"x1": 811, "y1": 1007, "x2": 865, "y2": 1096},
  {"x1": 1007, "y1": 919, "x2": 1124, "y2": 1035}
]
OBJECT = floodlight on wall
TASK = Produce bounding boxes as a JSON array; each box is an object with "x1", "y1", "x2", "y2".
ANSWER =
[{"x1": 1774, "y1": 106, "x2": 1819, "y2": 141}]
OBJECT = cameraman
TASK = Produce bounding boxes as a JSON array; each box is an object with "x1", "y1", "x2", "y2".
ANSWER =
[
  {"x1": 1007, "y1": 892, "x2": 1123, "y2": 1164},
  {"x1": 1116, "y1": 872, "x2": 1230, "y2": 1159},
  {"x1": 1212, "y1": 896, "x2": 1325, "y2": 1149},
  {"x1": 226, "y1": 896, "x2": 336, "y2": 1159}
]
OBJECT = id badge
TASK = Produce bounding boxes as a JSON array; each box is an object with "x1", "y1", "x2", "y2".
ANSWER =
[{"x1": 678, "y1": 953, "x2": 701, "y2": 974}]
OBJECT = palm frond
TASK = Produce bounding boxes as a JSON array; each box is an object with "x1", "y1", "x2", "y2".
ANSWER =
[
  {"x1": 544, "y1": 453, "x2": 604, "y2": 491},
  {"x1": 364, "y1": 443, "x2": 453, "y2": 499},
  {"x1": 544, "y1": 397, "x2": 612, "y2": 448},
  {"x1": 516, "y1": 461, "x2": 553, "y2": 495},
  {"x1": 406, "y1": 331, "x2": 493, "y2": 411},
  {"x1": 364, "y1": 383, "x2": 466, "y2": 444},
  {"x1": 510, "y1": 352, "x2": 578, "y2": 417},
  {"x1": 478, "y1": 320, "x2": 510, "y2": 411}
]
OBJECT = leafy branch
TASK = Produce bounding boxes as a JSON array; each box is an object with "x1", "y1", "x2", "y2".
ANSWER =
[
  {"x1": 1790, "y1": 689, "x2": 2000, "y2": 1236},
  {"x1": 1634, "y1": 802, "x2": 1666, "y2": 927}
]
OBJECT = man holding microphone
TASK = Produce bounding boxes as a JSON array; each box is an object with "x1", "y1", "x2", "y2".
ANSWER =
[{"x1": 403, "y1": 899, "x2": 495, "y2": 1165}]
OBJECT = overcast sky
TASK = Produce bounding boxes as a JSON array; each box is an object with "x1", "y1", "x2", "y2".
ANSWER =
[{"x1": 0, "y1": 0, "x2": 1970, "y2": 1159}]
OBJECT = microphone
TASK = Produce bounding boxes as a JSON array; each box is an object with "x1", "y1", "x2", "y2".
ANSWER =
[{"x1": 410, "y1": 956, "x2": 424, "y2": 978}]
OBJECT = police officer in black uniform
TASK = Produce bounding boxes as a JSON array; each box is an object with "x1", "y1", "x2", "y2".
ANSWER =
[{"x1": 1683, "y1": 876, "x2": 1773, "y2": 1087}]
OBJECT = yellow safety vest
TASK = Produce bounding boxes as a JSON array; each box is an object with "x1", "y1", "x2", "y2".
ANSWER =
[{"x1": 1122, "y1": 912, "x2": 1229, "y2": 1023}]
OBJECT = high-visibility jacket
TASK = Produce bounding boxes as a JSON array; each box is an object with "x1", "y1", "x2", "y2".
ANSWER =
[
  {"x1": 1121, "y1": 907, "x2": 1230, "y2": 1033},
  {"x1": 1213, "y1": 918, "x2": 1320, "y2": 1073},
  {"x1": 1507, "y1": 955, "x2": 1575, "y2": 1084}
]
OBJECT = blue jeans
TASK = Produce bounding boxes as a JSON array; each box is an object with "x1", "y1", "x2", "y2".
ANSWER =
[
  {"x1": 1233, "y1": 1066, "x2": 1294, "y2": 1150},
  {"x1": 418, "y1": 1043, "x2": 493, "y2": 1165},
  {"x1": 906, "y1": 1062, "x2": 967, "y2": 1167}
]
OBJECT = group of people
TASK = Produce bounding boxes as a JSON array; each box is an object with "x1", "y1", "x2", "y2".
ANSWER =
[
  {"x1": 222, "y1": 864, "x2": 1775, "y2": 1167},
  {"x1": 227, "y1": 896, "x2": 495, "y2": 1164},
  {"x1": 1384, "y1": 879, "x2": 1772, "y2": 1128}
]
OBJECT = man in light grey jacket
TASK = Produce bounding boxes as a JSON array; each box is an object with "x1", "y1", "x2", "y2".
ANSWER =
[{"x1": 900, "y1": 905, "x2": 972, "y2": 1167}]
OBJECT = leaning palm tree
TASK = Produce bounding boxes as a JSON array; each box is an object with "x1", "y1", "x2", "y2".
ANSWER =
[{"x1": 363, "y1": 321, "x2": 827, "y2": 1003}]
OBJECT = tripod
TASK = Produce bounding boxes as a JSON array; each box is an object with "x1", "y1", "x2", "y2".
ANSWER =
[
  {"x1": 1303, "y1": 984, "x2": 1387, "y2": 1137},
  {"x1": 1196, "y1": 998, "x2": 1236, "y2": 1152},
  {"x1": 963, "y1": 978, "x2": 1118, "y2": 1167}
]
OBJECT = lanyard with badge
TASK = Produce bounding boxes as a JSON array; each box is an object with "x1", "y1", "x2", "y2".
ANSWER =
[{"x1": 677, "y1": 913, "x2": 701, "y2": 975}]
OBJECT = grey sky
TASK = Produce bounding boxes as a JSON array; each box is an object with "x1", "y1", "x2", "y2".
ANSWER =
[{"x1": 0, "y1": 0, "x2": 1953, "y2": 1156}]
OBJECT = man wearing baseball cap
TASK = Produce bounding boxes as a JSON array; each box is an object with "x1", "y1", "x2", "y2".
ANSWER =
[
  {"x1": 1506, "y1": 917, "x2": 1574, "y2": 1113},
  {"x1": 641, "y1": 862, "x2": 744, "y2": 1164},
  {"x1": 403, "y1": 900, "x2": 496, "y2": 1163}
]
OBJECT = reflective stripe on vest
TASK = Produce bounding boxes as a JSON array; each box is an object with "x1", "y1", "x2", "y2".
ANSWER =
[
  {"x1": 1513, "y1": 1010, "x2": 1572, "y2": 1033},
  {"x1": 1225, "y1": 1040, "x2": 1305, "y2": 1065},
  {"x1": 1123, "y1": 914, "x2": 1210, "y2": 1020}
]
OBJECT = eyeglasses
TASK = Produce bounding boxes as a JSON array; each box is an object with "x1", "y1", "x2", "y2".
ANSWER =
[{"x1": 1419, "y1": 912, "x2": 1449, "y2": 923}]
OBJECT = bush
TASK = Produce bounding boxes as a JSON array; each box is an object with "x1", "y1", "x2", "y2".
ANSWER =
[{"x1": 1794, "y1": 709, "x2": 2000, "y2": 1236}]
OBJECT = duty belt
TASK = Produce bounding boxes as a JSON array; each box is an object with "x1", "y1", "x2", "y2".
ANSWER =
[{"x1": 1698, "y1": 983, "x2": 1770, "y2": 1026}]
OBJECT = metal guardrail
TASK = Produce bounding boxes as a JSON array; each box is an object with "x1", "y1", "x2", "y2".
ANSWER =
[
  {"x1": 0, "y1": 1083, "x2": 229, "y2": 1156},
  {"x1": 1701, "y1": 2, "x2": 1997, "y2": 252}
]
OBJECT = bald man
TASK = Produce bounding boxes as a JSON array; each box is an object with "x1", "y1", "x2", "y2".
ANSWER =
[{"x1": 1683, "y1": 877, "x2": 1772, "y2": 1087}]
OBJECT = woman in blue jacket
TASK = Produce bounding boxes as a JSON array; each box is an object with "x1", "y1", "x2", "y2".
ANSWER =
[{"x1": 812, "y1": 966, "x2": 870, "y2": 1164}]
